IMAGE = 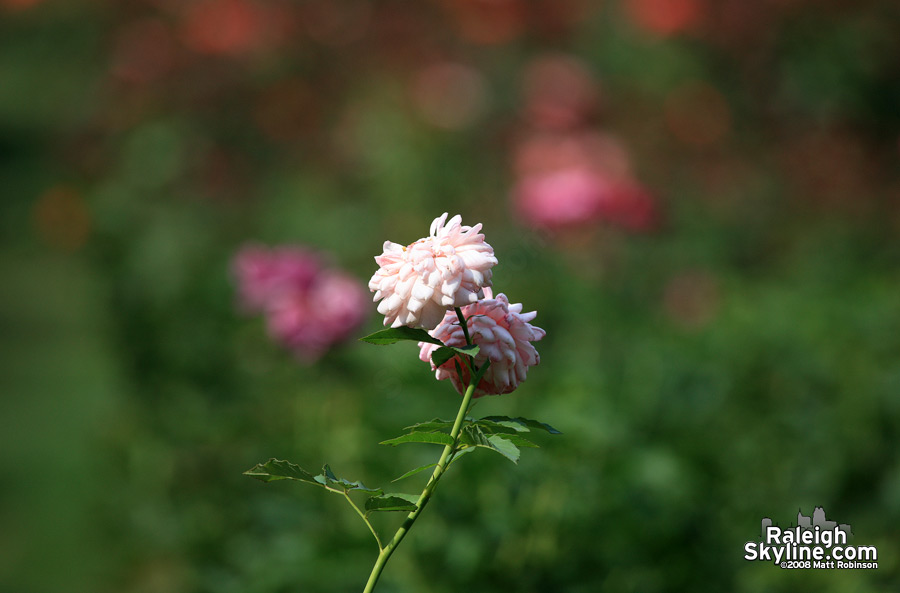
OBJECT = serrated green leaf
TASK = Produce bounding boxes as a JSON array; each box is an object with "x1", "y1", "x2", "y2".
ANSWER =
[
  {"x1": 244, "y1": 458, "x2": 319, "y2": 484},
  {"x1": 243, "y1": 459, "x2": 381, "y2": 494},
  {"x1": 324, "y1": 470, "x2": 382, "y2": 494},
  {"x1": 480, "y1": 416, "x2": 561, "y2": 435},
  {"x1": 365, "y1": 493, "x2": 419, "y2": 513},
  {"x1": 322, "y1": 464, "x2": 338, "y2": 482},
  {"x1": 360, "y1": 326, "x2": 443, "y2": 346},
  {"x1": 431, "y1": 344, "x2": 480, "y2": 367},
  {"x1": 403, "y1": 418, "x2": 454, "y2": 433},
  {"x1": 380, "y1": 431, "x2": 455, "y2": 447}
]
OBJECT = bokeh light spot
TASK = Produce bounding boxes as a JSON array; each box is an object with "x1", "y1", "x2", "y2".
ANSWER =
[
  {"x1": 663, "y1": 270, "x2": 720, "y2": 329},
  {"x1": 253, "y1": 79, "x2": 317, "y2": 142},
  {"x1": 181, "y1": 0, "x2": 266, "y2": 56},
  {"x1": 410, "y1": 62, "x2": 488, "y2": 130},
  {"x1": 302, "y1": 0, "x2": 371, "y2": 47},
  {"x1": 443, "y1": 0, "x2": 526, "y2": 45},
  {"x1": 521, "y1": 54, "x2": 599, "y2": 130},
  {"x1": 1, "y1": 0, "x2": 42, "y2": 11},
  {"x1": 111, "y1": 18, "x2": 177, "y2": 85},
  {"x1": 664, "y1": 80, "x2": 731, "y2": 147},
  {"x1": 625, "y1": 0, "x2": 703, "y2": 37},
  {"x1": 33, "y1": 187, "x2": 91, "y2": 252}
]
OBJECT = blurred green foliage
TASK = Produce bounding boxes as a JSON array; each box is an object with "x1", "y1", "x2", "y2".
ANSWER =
[{"x1": 1, "y1": 1, "x2": 899, "y2": 592}]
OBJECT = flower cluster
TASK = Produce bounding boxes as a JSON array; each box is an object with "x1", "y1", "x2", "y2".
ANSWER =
[
  {"x1": 234, "y1": 244, "x2": 368, "y2": 361},
  {"x1": 369, "y1": 213, "x2": 544, "y2": 396}
]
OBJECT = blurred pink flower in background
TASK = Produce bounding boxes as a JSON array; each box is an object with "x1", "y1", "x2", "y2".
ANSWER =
[
  {"x1": 369, "y1": 213, "x2": 498, "y2": 329},
  {"x1": 514, "y1": 168, "x2": 658, "y2": 232},
  {"x1": 233, "y1": 245, "x2": 368, "y2": 361},
  {"x1": 419, "y1": 290, "x2": 545, "y2": 397},
  {"x1": 515, "y1": 167, "x2": 610, "y2": 229},
  {"x1": 511, "y1": 55, "x2": 660, "y2": 234},
  {"x1": 234, "y1": 245, "x2": 321, "y2": 312},
  {"x1": 511, "y1": 131, "x2": 660, "y2": 232}
]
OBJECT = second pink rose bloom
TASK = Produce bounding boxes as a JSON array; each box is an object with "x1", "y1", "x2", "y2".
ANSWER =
[{"x1": 419, "y1": 290, "x2": 546, "y2": 398}]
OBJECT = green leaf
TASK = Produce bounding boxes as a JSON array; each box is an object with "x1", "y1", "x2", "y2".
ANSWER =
[
  {"x1": 321, "y1": 463, "x2": 338, "y2": 483},
  {"x1": 243, "y1": 459, "x2": 381, "y2": 494},
  {"x1": 487, "y1": 435, "x2": 521, "y2": 463},
  {"x1": 473, "y1": 419, "x2": 528, "y2": 434},
  {"x1": 365, "y1": 493, "x2": 419, "y2": 513},
  {"x1": 392, "y1": 446, "x2": 477, "y2": 483},
  {"x1": 470, "y1": 419, "x2": 540, "y2": 447},
  {"x1": 460, "y1": 424, "x2": 494, "y2": 448},
  {"x1": 360, "y1": 326, "x2": 443, "y2": 346},
  {"x1": 480, "y1": 416, "x2": 561, "y2": 435},
  {"x1": 244, "y1": 458, "x2": 319, "y2": 484},
  {"x1": 403, "y1": 418, "x2": 454, "y2": 433},
  {"x1": 380, "y1": 432, "x2": 455, "y2": 447},
  {"x1": 431, "y1": 344, "x2": 480, "y2": 367},
  {"x1": 495, "y1": 433, "x2": 538, "y2": 449},
  {"x1": 319, "y1": 464, "x2": 382, "y2": 493},
  {"x1": 449, "y1": 445, "x2": 476, "y2": 464},
  {"x1": 391, "y1": 462, "x2": 437, "y2": 483},
  {"x1": 460, "y1": 426, "x2": 521, "y2": 463}
]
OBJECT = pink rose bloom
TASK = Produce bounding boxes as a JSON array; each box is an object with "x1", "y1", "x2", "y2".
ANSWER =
[
  {"x1": 233, "y1": 244, "x2": 368, "y2": 361},
  {"x1": 369, "y1": 213, "x2": 498, "y2": 329},
  {"x1": 418, "y1": 290, "x2": 545, "y2": 397}
]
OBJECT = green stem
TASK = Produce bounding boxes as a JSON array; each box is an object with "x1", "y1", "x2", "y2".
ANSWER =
[
  {"x1": 343, "y1": 491, "x2": 383, "y2": 551},
  {"x1": 362, "y1": 334, "x2": 478, "y2": 593}
]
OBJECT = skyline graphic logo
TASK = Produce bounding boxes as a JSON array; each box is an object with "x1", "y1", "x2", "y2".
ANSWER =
[{"x1": 744, "y1": 507, "x2": 878, "y2": 570}]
